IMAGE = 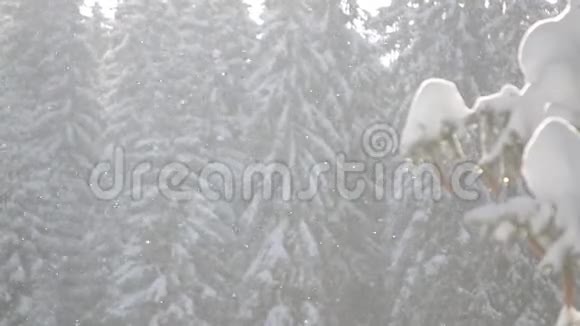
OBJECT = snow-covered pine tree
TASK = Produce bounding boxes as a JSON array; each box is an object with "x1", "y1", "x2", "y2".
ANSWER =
[
  {"x1": 369, "y1": 1, "x2": 564, "y2": 324},
  {"x1": 87, "y1": 1, "x2": 111, "y2": 59},
  {"x1": 369, "y1": 0, "x2": 560, "y2": 110},
  {"x1": 233, "y1": 1, "x2": 387, "y2": 324},
  {"x1": 0, "y1": 3, "x2": 36, "y2": 325},
  {"x1": 99, "y1": 0, "x2": 256, "y2": 324},
  {"x1": 175, "y1": 0, "x2": 258, "y2": 145},
  {"x1": 0, "y1": 0, "x2": 107, "y2": 324},
  {"x1": 101, "y1": 1, "x2": 216, "y2": 324},
  {"x1": 398, "y1": 0, "x2": 580, "y2": 324}
]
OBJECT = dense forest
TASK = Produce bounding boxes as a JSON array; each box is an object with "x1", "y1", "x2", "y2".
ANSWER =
[{"x1": 0, "y1": 0, "x2": 570, "y2": 325}]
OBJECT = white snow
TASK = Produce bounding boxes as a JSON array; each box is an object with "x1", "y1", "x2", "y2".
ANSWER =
[
  {"x1": 389, "y1": 210, "x2": 427, "y2": 269},
  {"x1": 556, "y1": 306, "x2": 580, "y2": 326},
  {"x1": 474, "y1": 75, "x2": 580, "y2": 166},
  {"x1": 522, "y1": 117, "x2": 580, "y2": 273},
  {"x1": 472, "y1": 84, "x2": 521, "y2": 114},
  {"x1": 264, "y1": 305, "x2": 294, "y2": 326},
  {"x1": 509, "y1": 64, "x2": 580, "y2": 141},
  {"x1": 148, "y1": 275, "x2": 168, "y2": 302},
  {"x1": 465, "y1": 196, "x2": 554, "y2": 244},
  {"x1": 81, "y1": 0, "x2": 118, "y2": 18},
  {"x1": 400, "y1": 78, "x2": 471, "y2": 156},
  {"x1": 423, "y1": 254, "x2": 448, "y2": 277},
  {"x1": 244, "y1": 219, "x2": 290, "y2": 280},
  {"x1": 518, "y1": 2, "x2": 580, "y2": 84},
  {"x1": 466, "y1": 118, "x2": 580, "y2": 275},
  {"x1": 522, "y1": 117, "x2": 580, "y2": 205},
  {"x1": 467, "y1": 1, "x2": 580, "y2": 168},
  {"x1": 401, "y1": 1, "x2": 580, "y2": 324}
]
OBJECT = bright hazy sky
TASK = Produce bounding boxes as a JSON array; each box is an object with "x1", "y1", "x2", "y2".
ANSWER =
[
  {"x1": 85, "y1": 0, "x2": 559, "y2": 19},
  {"x1": 357, "y1": 0, "x2": 392, "y2": 14},
  {"x1": 82, "y1": 0, "x2": 118, "y2": 17},
  {"x1": 84, "y1": 0, "x2": 392, "y2": 19}
]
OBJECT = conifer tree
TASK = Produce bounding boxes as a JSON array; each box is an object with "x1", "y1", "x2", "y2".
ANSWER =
[{"x1": 0, "y1": 0, "x2": 106, "y2": 324}]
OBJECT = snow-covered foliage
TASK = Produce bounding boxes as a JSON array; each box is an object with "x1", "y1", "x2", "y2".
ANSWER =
[
  {"x1": 234, "y1": 1, "x2": 385, "y2": 324},
  {"x1": 466, "y1": 1, "x2": 580, "y2": 175},
  {"x1": 518, "y1": 2, "x2": 580, "y2": 84},
  {"x1": 399, "y1": 1, "x2": 580, "y2": 324},
  {"x1": 97, "y1": 0, "x2": 257, "y2": 324},
  {"x1": 522, "y1": 118, "x2": 580, "y2": 273},
  {"x1": 0, "y1": 0, "x2": 107, "y2": 324},
  {"x1": 556, "y1": 307, "x2": 580, "y2": 326},
  {"x1": 468, "y1": 118, "x2": 580, "y2": 274},
  {"x1": 370, "y1": 1, "x2": 565, "y2": 324},
  {"x1": 0, "y1": 0, "x2": 571, "y2": 324},
  {"x1": 400, "y1": 78, "x2": 471, "y2": 157}
]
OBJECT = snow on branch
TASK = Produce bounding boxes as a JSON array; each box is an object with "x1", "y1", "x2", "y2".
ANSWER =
[
  {"x1": 400, "y1": 78, "x2": 471, "y2": 161},
  {"x1": 556, "y1": 306, "x2": 580, "y2": 326},
  {"x1": 398, "y1": 1, "x2": 580, "y2": 322},
  {"x1": 521, "y1": 118, "x2": 580, "y2": 274},
  {"x1": 518, "y1": 0, "x2": 580, "y2": 85}
]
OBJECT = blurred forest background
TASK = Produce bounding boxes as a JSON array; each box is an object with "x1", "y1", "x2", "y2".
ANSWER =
[{"x1": 0, "y1": 0, "x2": 571, "y2": 325}]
